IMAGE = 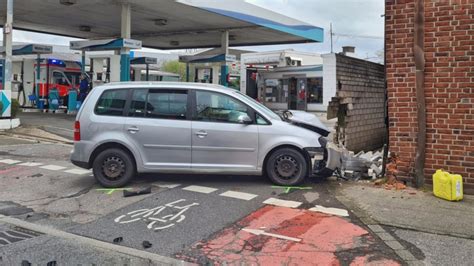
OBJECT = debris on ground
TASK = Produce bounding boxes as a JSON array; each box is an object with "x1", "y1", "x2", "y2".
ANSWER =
[
  {"x1": 112, "y1": 237, "x2": 123, "y2": 244},
  {"x1": 142, "y1": 241, "x2": 152, "y2": 249},
  {"x1": 123, "y1": 186, "x2": 152, "y2": 197},
  {"x1": 383, "y1": 153, "x2": 406, "y2": 190},
  {"x1": 330, "y1": 145, "x2": 406, "y2": 190},
  {"x1": 334, "y1": 146, "x2": 384, "y2": 181}
]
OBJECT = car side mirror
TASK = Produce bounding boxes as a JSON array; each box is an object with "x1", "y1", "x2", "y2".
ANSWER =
[{"x1": 238, "y1": 114, "x2": 253, "y2": 125}]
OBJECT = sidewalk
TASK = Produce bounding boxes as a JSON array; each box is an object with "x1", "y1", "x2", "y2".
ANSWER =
[{"x1": 332, "y1": 182, "x2": 474, "y2": 239}]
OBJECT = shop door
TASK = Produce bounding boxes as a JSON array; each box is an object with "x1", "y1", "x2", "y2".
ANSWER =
[
  {"x1": 288, "y1": 78, "x2": 297, "y2": 109},
  {"x1": 288, "y1": 77, "x2": 307, "y2": 111},
  {"x1": 246, "y1": 69, "x2": 258, "y2": 99},
  {"x1": 296, "y1": 78, "x2": 307, "y2": 110}
]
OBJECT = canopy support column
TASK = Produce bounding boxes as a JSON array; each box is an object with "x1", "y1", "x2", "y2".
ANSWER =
[
  {"x1": 220, "y1": 31, "x2": 229, "y2": 87},
  {"x1": 1, "y1": 0, "x2": 13, "y2": 117},
  {"x1": 120, "y1": 3, "x2": 131, "y2": 82}
]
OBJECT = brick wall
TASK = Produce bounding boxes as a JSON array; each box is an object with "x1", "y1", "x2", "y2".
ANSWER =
[
  {"x1": 327, "y1": 54, "x2": 386, "y2": 152},
  {"x1": 386, "y1": 0, "x2": 474, "y2": 194}
]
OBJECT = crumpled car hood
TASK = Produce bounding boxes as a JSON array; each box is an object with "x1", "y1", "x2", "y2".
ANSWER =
[{"x1": 288, "y1": 110, "x2": 331, "y2": 137}]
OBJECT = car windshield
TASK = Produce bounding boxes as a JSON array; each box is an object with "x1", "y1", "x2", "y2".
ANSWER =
[{"x1": 232, "y1": 90, "x2": 282, "y2": 121}]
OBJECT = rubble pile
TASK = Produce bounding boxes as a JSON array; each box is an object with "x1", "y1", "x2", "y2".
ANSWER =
[
  {"x1": 336, "y1": 149, "x2": 384, "y2": 181},
  {"x1": 381, "y1": 153, "x2": 407, "y2": 190}
]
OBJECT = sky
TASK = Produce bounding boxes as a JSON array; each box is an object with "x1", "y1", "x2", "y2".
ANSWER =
[{"x1": 6, "y1": 0, "x2": 385, "y2": 62}]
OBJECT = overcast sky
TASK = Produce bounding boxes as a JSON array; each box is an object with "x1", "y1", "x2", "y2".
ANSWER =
[{"x1": 7, "y1": 0, "x2": 384, "y2": 61}]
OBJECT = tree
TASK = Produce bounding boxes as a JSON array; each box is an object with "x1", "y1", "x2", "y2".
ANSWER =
[{"x1": 161, "y1": 60, "x2": 187, "y2": 81}]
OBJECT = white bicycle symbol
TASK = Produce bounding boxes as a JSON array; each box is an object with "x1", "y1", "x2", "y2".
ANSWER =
[{"x1": 114, "y1": 199, "x2": 199, "y2": 230}]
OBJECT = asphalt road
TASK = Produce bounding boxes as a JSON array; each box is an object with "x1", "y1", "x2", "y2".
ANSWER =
[
  {"x1": 0, "y1": 136, "x2": 403, "y2": 265},
  {"x1": 16, "y1": 112, "x2": 75, "y2": 140}
]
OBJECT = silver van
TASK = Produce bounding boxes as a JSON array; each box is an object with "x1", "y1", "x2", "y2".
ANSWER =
[{"x1": 70, "y1": 82, "x2": 335, "y2": 187}]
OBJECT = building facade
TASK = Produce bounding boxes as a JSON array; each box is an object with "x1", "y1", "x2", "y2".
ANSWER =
[{"x1": 386, "y1": 0, "x2": 474, "y2": 193}]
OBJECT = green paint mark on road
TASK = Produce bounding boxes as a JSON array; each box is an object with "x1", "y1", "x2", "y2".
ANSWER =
[
  {"x1": 96, "y1": 188, "x2": 132, "y2": 195},
  {"x1": 272, "y1": 186, "x2": 312, "y2": 194}
]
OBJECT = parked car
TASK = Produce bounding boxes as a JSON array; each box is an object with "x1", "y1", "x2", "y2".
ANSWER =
[{"x1": 70, "y1": 82, "x2": 336, "y2": 188}]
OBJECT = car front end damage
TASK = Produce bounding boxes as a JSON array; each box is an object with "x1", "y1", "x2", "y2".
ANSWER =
[{"x1": 304, "y1": 137, "x2": 341, "y2": 178}]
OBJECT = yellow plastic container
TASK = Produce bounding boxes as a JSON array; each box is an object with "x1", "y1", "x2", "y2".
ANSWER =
[{"x1": 433, "y1": 169, "x2": 463, "y2": 201}]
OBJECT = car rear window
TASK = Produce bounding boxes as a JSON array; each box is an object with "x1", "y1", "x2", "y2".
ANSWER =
[{"x1": 95, "y1": 89, "x2": 128, "y2": 116}]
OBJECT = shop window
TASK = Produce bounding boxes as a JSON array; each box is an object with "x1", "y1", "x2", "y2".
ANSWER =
[
  {"x1": 263, "y1": 79, "x2": 288, "y2": 103},
  {"x1": 307, "y1": 77, "x2": 323, "y2": 104}
]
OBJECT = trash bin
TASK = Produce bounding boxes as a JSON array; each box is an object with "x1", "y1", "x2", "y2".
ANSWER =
[
  {"x1": 68, "y1": 89, "x2": 78, "y2": 113},
  {"x1": 37, "y1": 98, "x2": 46, "y2": 110},
  {"x1": 48, "y1": 88, "x2": 60, "y2": 111}
]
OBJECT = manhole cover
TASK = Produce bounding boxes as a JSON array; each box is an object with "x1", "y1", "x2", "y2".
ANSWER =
[{"x1": 0, "y1": 226, "x2": 42, "y2": 246}]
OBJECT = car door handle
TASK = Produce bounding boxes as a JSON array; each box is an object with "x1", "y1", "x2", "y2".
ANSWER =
[
  {"x1": 195, "y1": 130, "x2": 208, "y2": 137},
  {"x1": 127, "y1": 126, "x2": 140, "y2": 133}
]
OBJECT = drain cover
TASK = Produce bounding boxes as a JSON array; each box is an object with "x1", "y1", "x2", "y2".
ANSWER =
[{"x1": 0, "y1": 226, "x2": 42, "y2": 246}]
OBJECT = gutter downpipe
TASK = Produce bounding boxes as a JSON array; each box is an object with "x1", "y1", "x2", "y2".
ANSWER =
[
  {"x1": 414, "y1": 0, "x2": 426, "y2": 188},
  {"x1": 381, "y1": 5, "x2": 389, "y2": 178}
]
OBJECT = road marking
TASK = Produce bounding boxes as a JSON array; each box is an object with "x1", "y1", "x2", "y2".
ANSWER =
[
  {"x1": 220, "y1": 191, "x2": 258, "y2": 201},
  {"x1": 0, "y1": 215, "x2": 186, "y2": 264},
  {"x1": 242, "y1": 228, "x2": 301, "y2": 242},
  {"x1": 64, "y1": 168, "x2": 92, "y2": 175},
  {"x1": 263, "y1": 198, "x2": 302, "y2": 208},
  {"x1": 0, "y1": 159, "x2": 22, "y2": 165},
  {"x1": 40, "y1": 165, "x2": 67, "y2": 171},
  {"x1": 96, "y1": 188, "x2": 131, "y2": 195},
  {"x1": 115, "y1": 199, "x2": 199, "y2": 231},
  {"x1": 272, "y1": 185, "x2": 312, "y2": 194},
  {"x1": 18, "y1": 162, "x2": 44, "y2": 167},
  {"x1": 182, "y1": 185, "x2": 218, "y2": 194},
  {"x1": 152, "y1": 182, "x2": 181, "y2": 189},
  {"x1": 308, "y1": 205, "x2": 349, "y2": 217}
]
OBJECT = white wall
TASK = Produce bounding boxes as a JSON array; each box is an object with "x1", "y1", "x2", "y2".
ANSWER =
[
  {"x1": 321, "y1": 53, "x2": 337, "y2": 112},
  {"x1": 109, "y1": 55, "x2": 121, "y2": 82}
]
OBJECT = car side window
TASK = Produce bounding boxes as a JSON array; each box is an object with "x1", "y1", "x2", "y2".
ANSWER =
[
  {"x1": 194, "y1": 90, "x2": 248, "y2": 123},
  {"x1": 145, "y1": 89, "x2": 188, "y2": 120},
  {"x1": 129, "y1": 89, "x2": 147, "y2": 117},
  {"x1": 95, "y1": 89, "x2": 128, "y2": 116},
  {"x1": 256, "y1": 114, "x2": 269, "y2": 125}
]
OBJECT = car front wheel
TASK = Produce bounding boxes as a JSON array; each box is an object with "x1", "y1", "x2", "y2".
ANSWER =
[
  {"x1": 92, "y1": 148, "x2": 135, "y2": 188},
  {"x1": 266, "y1": 148, "x2": 308, "y2": 186}
]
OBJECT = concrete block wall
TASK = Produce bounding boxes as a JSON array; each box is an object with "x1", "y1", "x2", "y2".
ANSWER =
[
  {"x1": 386, "y1": 0, "x2": 474, "y2": 193},
  {"x1": 329, "y1": 54, "x2": 386, "y2": 152}
]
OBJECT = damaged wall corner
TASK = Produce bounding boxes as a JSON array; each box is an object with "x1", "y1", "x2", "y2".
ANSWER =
[{"x1": 327, "y1": 53, "x2": 386, "y2": 153}]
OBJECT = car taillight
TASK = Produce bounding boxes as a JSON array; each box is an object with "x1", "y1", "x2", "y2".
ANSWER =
[{"x1": 74, "y1": 121, "x2": 81, "y2": 141}]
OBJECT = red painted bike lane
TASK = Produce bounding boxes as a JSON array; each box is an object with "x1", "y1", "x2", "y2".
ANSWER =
[{"x1": 178, "y1": 205, "x2": 401, "y2": 265}]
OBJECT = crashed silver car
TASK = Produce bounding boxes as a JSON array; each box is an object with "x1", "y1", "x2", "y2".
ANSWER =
[{"x1": 70, "y1": 82, "x2": 336, "y2": 187}]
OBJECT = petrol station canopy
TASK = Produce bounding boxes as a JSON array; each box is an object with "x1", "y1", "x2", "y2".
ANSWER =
[{"x1": 0, "y1": 0, "x2": 324, "y2": 49}]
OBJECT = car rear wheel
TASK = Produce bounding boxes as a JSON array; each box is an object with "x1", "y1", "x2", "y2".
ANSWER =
[
  {"x1": 93, "y1": 148, "x2": 135, "y2": 188},
  {"x1": 266, "y1": 148, "x2": 308, "y2": 186}
]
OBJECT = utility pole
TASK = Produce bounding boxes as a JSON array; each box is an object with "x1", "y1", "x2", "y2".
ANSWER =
[{"x1": 330, "y1": 23, "x2": 333, "y2": 53}]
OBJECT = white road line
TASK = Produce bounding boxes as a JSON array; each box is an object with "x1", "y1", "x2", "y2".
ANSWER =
[
  {"x1": 242, "y1": 228, "x2": 301, "y2": 242},
  {"x1": 220, "y1": 191, "x2": 258, "y2": 201},
  {"x1": 309, "y1": 205, "x2": 349, "y2": 217},
  {"x1": 182, "y1": 185, "x2": 218, "y2": 194},
  {"x1": 263, "y1": 198, "x2": 302, "y2": 208},
  {"x1": 40, "y1": 165, "x2": 67, "y2": 171},
  {"x1": 153, "y1": 183, "x2": 181, "y2": 189},
  {"x1": 64, "y1": 169, "x2": 92, "y2": 175},
  {"x1": 18, "y1": 162, "x2": 44, "y2": 167},
  {"x1": 0, "y1": 159, "x2": 22, "y2": 165}
]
